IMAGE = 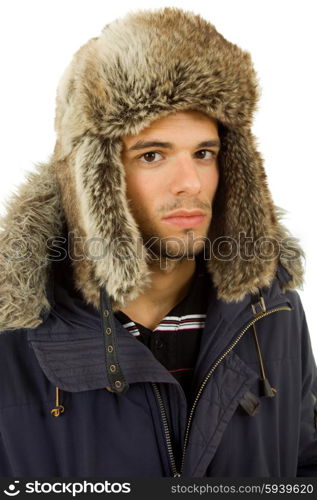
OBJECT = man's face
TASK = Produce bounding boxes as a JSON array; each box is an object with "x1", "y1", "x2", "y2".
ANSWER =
[{"x1": 121, "y1": 110, "x2": 220, "y2": 262}]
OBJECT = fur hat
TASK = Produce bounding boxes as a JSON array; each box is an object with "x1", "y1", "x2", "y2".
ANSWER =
[{"x1": 0, "y1": 7, "x2": 304, "y2": 330}]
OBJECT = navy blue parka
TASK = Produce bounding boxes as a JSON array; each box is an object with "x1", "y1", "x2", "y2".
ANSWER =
[{"x1": 0, "y1": 256, "x2": 316, "y2": 477}]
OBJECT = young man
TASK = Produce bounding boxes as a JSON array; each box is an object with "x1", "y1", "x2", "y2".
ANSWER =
[{"x1": 0, "y1": 8, "x2": 316, "y2": 477}]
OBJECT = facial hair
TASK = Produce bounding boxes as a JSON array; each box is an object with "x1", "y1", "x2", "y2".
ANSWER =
[{"x1": 128, "y1": 199, "x2": 212, "y2": 264}]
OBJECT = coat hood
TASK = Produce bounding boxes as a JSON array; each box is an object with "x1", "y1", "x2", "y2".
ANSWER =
[{"x1": 0, "y1": 7, "x2": 305, "y2": 330}]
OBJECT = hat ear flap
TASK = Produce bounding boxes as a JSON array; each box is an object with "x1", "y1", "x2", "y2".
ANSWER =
[
  {"x1": 207, "y1": 127, "x2": 280, "y2": 301},
  {"x1": 56, "y1": 135, "x2": 151, "y2": 309}
]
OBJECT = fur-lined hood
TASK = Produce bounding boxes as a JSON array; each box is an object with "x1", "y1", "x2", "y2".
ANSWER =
[{"x1": 0, "y1": 7, "x2": 305, "y2": 330}]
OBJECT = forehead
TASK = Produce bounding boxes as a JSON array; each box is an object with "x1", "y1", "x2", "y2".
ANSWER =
[{"x1": 121, "y1": 110, "x2": 219, "y2": 149}]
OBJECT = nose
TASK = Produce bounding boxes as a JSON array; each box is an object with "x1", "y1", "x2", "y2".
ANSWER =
[{"x1": 170, "y1": 154, "x2": 202, "y2": 196}]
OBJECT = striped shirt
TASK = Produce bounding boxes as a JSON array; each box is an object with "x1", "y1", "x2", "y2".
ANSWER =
[{"x1": 114, "y1": 253, "x2": 211, "y2": 400}]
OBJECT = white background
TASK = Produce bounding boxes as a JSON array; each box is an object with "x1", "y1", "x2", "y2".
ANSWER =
[{"x1": 0, "y1": 0, "x2": 316, "y2": 356}]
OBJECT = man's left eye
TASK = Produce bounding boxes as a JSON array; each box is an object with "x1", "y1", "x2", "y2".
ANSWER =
[{"x1": 195, "y1": 150, "x2": 216, "y2": 160}]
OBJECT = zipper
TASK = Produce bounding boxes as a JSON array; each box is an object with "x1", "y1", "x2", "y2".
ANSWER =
[
  {"x1": 152, "y1": 304, "x2": 292, "y2": 477},
  {"x1": 152, "y1": 383, "x2": 181, "y2": 477}
]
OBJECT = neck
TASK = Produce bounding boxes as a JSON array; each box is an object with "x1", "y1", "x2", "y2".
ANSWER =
[{"x1": 119, "y1": 257, "x2": 197, "y2": 330}]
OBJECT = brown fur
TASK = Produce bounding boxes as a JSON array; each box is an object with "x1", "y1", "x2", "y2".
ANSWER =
[{"x1": 0, "y1": 8, "x2": 304, "y2": 330}]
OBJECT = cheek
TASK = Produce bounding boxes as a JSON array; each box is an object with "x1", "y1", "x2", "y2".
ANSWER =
[
  {"x1": 125, "y1": 172, "x2": 157, "y2": 211},
  {"x1": 202, "y1": 167, "x2": 219, "y2": 197}
]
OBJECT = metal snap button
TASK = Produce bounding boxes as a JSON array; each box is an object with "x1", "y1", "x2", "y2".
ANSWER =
[
  {"x1": 107, "y1": 345, "x2": 113, "y2": 353},
  {"x1": 115, "y1": 380, "x2": 122, "y2": 389},
  {"x1": 105, "y1": 327, "x2": 112, "y2": 335},
  {"x1": 104, "y1": 310, "x2": 110, "y2": 318},
  {"x1": 109, "y1": 364, "x2": 117, "y2": 373}
]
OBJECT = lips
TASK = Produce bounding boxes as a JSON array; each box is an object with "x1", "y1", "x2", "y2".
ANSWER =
[
  {"x1": 163, "y1": 209, "x2": 205, "y2": 218},
  {"x1": 162, "y1": 209, "x2": 206, "y2": 228}
]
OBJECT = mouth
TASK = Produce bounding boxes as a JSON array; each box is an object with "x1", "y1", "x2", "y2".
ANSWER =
[{"x1": 162, "y1": 210, "x2": 206, "y2": 228}]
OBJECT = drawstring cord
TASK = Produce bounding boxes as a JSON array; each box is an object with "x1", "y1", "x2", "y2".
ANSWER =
[
  {"x1": 251, "y1": 320, "x2": 277, "y2": 398},
  {"x1": 51, "y1": 387, "x2": 65, "y2": 417},
  {"x1": 251, "y1": 293, "x2": 277, "y2": 398}
]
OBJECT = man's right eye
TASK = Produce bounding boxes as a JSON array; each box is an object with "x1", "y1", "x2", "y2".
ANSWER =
[{"x1": 139, "y1": 152, "x2": 163, "y2": 163}]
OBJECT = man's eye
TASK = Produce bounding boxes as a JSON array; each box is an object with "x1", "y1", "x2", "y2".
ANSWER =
[
  {"x1": 140, "y1": 151, "x2": 163, "y2": 163},
  {"x1": 195, "y1": 149, "x2": 216, "y2": 160}
]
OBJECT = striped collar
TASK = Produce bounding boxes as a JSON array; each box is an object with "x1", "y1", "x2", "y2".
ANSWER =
[{"x1": 119, "y1": 314, "x2": 207, "y2": 337}]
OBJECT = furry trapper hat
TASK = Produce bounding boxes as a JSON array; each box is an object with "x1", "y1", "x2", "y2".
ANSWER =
[{"x1": 0, "y1": 7, "x2": 304, "y2": 330}]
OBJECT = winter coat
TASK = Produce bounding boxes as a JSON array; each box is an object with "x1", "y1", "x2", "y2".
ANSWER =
[
  {"x1": 0, "y1": 7, "x2": 316, "y2": 477},
  {"x1": 0, "y1": 252, "x2": 316, "y2": 477}
]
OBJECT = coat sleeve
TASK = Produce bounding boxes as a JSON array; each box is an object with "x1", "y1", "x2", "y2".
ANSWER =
[{"x1": 296, "y1": 295, "x2": 317, "y2": 477}]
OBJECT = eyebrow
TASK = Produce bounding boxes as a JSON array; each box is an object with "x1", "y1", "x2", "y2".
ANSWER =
[{"x1": 127, "y1": 139, "x2": 221, "y2": 151}]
